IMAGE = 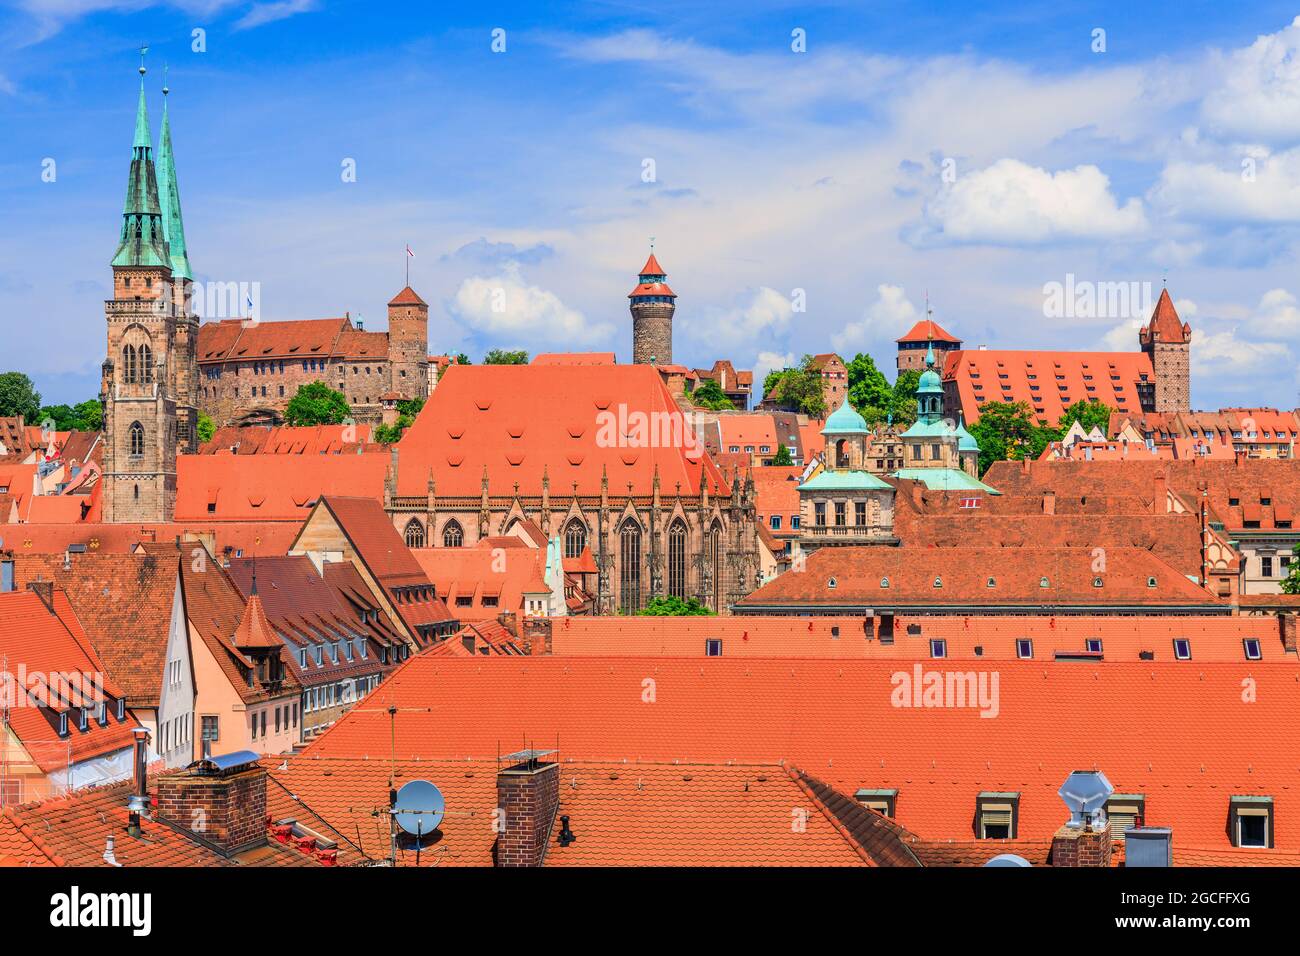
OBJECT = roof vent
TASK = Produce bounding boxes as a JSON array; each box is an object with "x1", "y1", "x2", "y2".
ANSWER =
[{"x1": 1058, "y1": 770, "x2": 1113, "y2": 831}]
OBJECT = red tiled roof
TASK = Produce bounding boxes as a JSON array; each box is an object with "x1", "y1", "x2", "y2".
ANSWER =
[
  {"x1": 201, "y1": 424, "x2": 374, "y2": 455},
  {"x1": 532, "y1": 353, "x2": 617, "y2": 366},
  {"x1": 0, "y1": 522, "x2": 298, "y2": 557},
  {"x1": 388, "y1": 286, "x2": 426, "y2": 307},
  {"x1": 304, "y1": 655, "x2": 1300, "y2": 852},
  {"x1": 944, "y1": 349, "x2": 1154, "y2": 425},
  {"x1": 897, "y1": 319, "x2": 961, "y2": 344},
  {"x1": 1143, "y1": 288, "x2": 1188, "y2": 344},
  {"x1": 394, "y1": 364, "x2": 727, "y2": 498},
  {"x1": 175, "y1": 454, "x2": 388, "y2": 521},
  {"x1": 639, "y1": 253, "x2": 665, "y2": 276},
  {"x1": 547, "y1": 614, "x2": 1286, "y2": 661},
  {"x1": 0, "y1": 590, "x2": 138, "y2": 773},
  {"x1": 737, "y1": 546, "x2": 1219, "y2": 611},
  {"x1": 10, "y1": 552, "x2": 180, "y2": 705},
  {"x1": 197, "y1": 317, "x2": 351, "y2": 363},
  {"x1": 412, "y1": 544, "x2": 549, "y2": 617},
  {"x1": 264, "y1": 755, "x2": 868, "y2": 867}
]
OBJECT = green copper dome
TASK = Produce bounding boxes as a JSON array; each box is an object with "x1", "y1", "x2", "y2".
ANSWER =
[
  {"x1": 954, "y1": 412, "x2": 979, "y2": 453},
  {"x1": 821, "y1": 398, "x2": 869, "y2": 435}
]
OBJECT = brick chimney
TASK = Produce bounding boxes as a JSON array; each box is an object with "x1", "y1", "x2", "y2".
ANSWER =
[
  {"x1": 26, "y1": 579, "x2": 54, "y2": 612},
  {"x1": 154, "y1": 754, "x2": 268, "y2": 857},
  {"x1": 1050, "y1": 824, "x2": 1113, "y2": 867},
  {"x1": 522, "y1": 617, "x2": 552, "y2": 655},
  {"x1": 495, "y1": 754, "x2": 560, "y2": 867},
  {"x1": 1041, "y1": 490, "x2": 1056, "y2": 516},
  {"x1": 1282, "y1": 613, "x2": 1297, "y2": 654},
  {"x1": 496, "y1": 610, "x2": 518, "y2": 637}
]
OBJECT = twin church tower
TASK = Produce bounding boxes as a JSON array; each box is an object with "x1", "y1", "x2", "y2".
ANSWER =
[{"x1": 101, "y1": 54, "x2": 198, "y2": 522}]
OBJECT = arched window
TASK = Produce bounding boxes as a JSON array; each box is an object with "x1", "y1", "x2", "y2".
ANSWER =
[
  {"x1": 668, "y1": 519, "x2": 688, "y2": 599},
  {"x1": 564, "y1": 519, "x2": 587, "y2": 559},
  {"x1": 128, "y1": 421, "x2": 144, "y2": 457},
  {"x1": 141, "y1": 344, "x2": 153, "y2": 383},
  {"x1": 708, "y1": 521, "x2": 723, "y2": 610},
  {"x1": 404, "y1": 518, "x2": 425, "y2": 549},
  {"x1": 619, "y1": 520, "x2": 642, "y2": 613},
  {"x1": 123, "y1": 345, "x2": 137, "y2": 384},
  {"x1": 442, "y1": 520, "x2": 463, "y2": 548}
]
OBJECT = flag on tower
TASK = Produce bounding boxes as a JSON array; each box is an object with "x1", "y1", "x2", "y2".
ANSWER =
[{"x1": 406, "y1": 244, "x2": 414, "y2": 257}]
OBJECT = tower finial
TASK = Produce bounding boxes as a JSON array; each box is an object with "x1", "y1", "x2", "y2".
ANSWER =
[
  {"x1": 138, "y1": 44, "x2": 148, "y2": 77},
  {"x1": 162, "y1": 62, "x2": 169, "y2": 96}
]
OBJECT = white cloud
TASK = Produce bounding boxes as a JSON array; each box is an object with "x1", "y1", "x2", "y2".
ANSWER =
[
  {"x1": 1190, "y1": 327, "x2": 1290, "y2": 376},
  {"x1": 691, "y1": 286, "x2": 794, "y2": 349},
  {"x1": 450, "y1": 262, "x2": 612, "y2": 344},
  {"x1": 1203, "y1": 16, "x2": 1300, "y2": 143},
  {"x1": 752, "y1": 350, "x2": 794, "y2": 393},
  {"x1": 1246, "y1": 288, "x2": 1300, "y2": 336},
  {"x1": 915, "y1": 159, "x2": 1147, "y2": 245},
  {"x1": 833, "y1": 284, "x2": 918, "y2": 353},
  {"x1": 1151, "y1": 148, "x2": 1300, "y2": 222},
  {"x1": 234, "y1": 0, "x2": 317, "y2": 31}
]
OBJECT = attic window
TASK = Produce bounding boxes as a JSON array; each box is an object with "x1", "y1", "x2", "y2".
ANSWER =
[
  {"x1": 827, "y1": 577, "x2": 837, "y2": 589},
  {"x1": 855, "y1": 789, "x2": 898, "y2": 818},
  {"x1": 1231, "y1": 796, "x2": 1273, "y2": 848},
  {"x1": 1092, "y1": 577, "x2": 1103, "y2": 588},
  {"x1": 1244, "y1": 638, "x2": 1262, "y2": 661},
  {"x1": 1086, "y1": 638, "x2": 1103, "y2": 654},
  {"x1": 1039, "y1": 576, "x2": 1050, "y2": 588},
  {"x1": 1173, "y1": 638, "x2": 1192, "y2": 660},
  {"x1": 705, "y1": 638, "x2": 722, "y2": 657},
  {"x1": 976, "y1": 793, "x2": 1019, "y2": 839},
  {"x1": 929, "y1": 638, "x2": 946, "y2": 659},
  {"x1": 879, "y1": 577, "x2": 889, "y2": 588},
  {"x1": 986, "y1": 577, "x2": 996, "y2": 588},
  {"x1": 932, "y1": 576, "x2": 942, "y2": 588},
  {"x1": 1016, "y1": 639, "x2": 1033, "y2": 660},
  {"x1": 1147, "y1": 576, "x2": 1157, "y2": 588},
  {"x1": 1106, "y1": 795, "x2": 1145, "y2": 837},
  {"x1": 57, "y1": 712, "x2": 69, "y2": 737}
]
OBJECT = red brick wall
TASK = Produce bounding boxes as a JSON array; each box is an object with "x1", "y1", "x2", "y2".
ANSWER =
[
  {"x1": 155, "y1": 767, "x2": 268, "y2": 854},
  {"x1": 1050, "y1": 825, "x2": 1112, "y2": 867},
  {"x1": 496, "y1": 762, "x2": 560, "y2": 866}
]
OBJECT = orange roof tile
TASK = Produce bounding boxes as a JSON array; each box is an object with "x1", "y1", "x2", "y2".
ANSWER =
[
  {"x1": 304, "y1": 655, "x2": 1300, "y2": 852},
  {"x1": 174, "y1": 453, "x2": 388, "y2": 522},
  {"x1": 897, "y1": 318, "x2": 961, "y2": 344},
  {"x1": 388, "y1": 285, "x2": 427, "y2": 306}
]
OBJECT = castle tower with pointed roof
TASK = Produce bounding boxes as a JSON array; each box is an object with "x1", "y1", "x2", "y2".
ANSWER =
[
  {"x1": 1139, "y1": 287, "x2": 1191, "y2": 414},
  {"x1": 387, "y1": 285, "x2": 429, "y2": 401},
  {"x1": 629, "y1": 251, "x2": 676, "y2": 365},
  {"x1": 102, "y1": 53, "x2": 187, "y2": 522}
]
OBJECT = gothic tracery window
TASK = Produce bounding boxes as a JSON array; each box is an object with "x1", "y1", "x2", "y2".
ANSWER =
[
  {"x1": 619, "y1": 520, "x2": 642, "y2": 613},
  {"x1": 404, "y1": 518, "x2": 426, "y2": 549},
  {"x1": 442, "y1": 520, "x2": 463, "y2": 548},
  {"x1": 564, "y1": 519, "x2": 587, "y2": 559},
  {"x1": 668, "y1": 519, "x2": 688, "y2": 599},
  {"x1": 128, "y1": 421, "x2": 144, "y2": 457}
]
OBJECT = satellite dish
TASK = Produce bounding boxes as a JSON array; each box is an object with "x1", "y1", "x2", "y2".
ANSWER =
[
  {"x1": 393, "y1": 779, "x2": 445, "y2": 836},
  {"x1": 985, "y1": 854, "x2": 1032, "y2": 867}
]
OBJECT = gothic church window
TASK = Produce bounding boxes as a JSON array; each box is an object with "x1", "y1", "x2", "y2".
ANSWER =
[
  {"x1": 442, "y1": 520, "x2": 463, "y2": 548},
  {"x1": 128, "y1": 421, "x2": 145, "y2": 457},
  {"x1": 564, "y1": 520, "x2": 587, "y2": 559},
  {"x1": 404, "y1": 518, "x2": 426, "y2": 549},
  {"x1": 668, "y1": 520, "x2": 688, "y2": 599}
]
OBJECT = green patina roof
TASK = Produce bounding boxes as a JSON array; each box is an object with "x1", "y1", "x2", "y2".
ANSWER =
[
  {"x1": 900, "y1": 418, "x2": 953, "y2": 439},
  {"x1": 156, "y1": 89, "x2": 192, "y2": 280},
  {"x1": 891, "y1": 467, "x2": 1001, "y2": 494},
  {"x1": 821, "y1": 399, "x2": 870, "y2": 436},
  {"x1": 798, "y1": 469, "x2": 893, "y2": 492},
  {"x1": 953, "y1": 414, "x2": 980, "y2": 452},
  {"x1": 111, "y1": 72, "x2": 171, "y2": 271}
]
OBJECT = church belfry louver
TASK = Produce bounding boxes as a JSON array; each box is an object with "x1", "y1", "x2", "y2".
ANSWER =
[{"x1": 101, "y1": 52, "x2": 198, "y2": 522}]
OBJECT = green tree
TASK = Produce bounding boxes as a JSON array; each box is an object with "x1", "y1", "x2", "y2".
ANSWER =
[
  {"x1": 638, "y1": 595, "x2": 715, "y2": 616},
  {"x1": 765, "y1": 356, "x2": 826, "y2": 418},
  {"x1": 967, "y1": 401, "x2": 1061, "y2": 473},
  {"x1": 889, "y1": 369, "x2": 921, "y2": 428},
  {"x1": 197, "y1": 411, "x2": 216, "y2": 444},
  {"x1": 771, "y1": 444, "x2": 793, "y2": 466},
  {"x1": 846, "y1": 353, "x2": 891, "y2": 420},
  {"x1": 38, "y1": 398, "x2": 105, "y2": 432},
  {"x1": 1281, "y1": 544, "x2": 1300, "y2": 595},
  {"x1": 285, "y1": 381, "x2": 351, "y2": 426},
  {"x1": 689, "y1": 379, "x2": 735, "y2": 411},
  {"x1": 483, "y1": 349, "x2": 528, "y2": 365},
  {"x1": 1058, "y1": 400, "x2": 1113, "y2": 435},
  {"x1": 0, "y1": 372, "x2": 42, "y2": 422}
]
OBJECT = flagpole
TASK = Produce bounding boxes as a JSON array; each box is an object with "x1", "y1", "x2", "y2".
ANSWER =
[{"x1": 405, "y1": 243, "x2": 409, "y2": 287}]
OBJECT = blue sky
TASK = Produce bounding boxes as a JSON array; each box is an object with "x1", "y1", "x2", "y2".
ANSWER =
[{"x1": 3, "y1": 0, "x2": 1300, "y2": 410}]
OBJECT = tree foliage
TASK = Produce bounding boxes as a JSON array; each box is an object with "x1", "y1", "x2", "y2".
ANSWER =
[
  {"x1": 967, "y1": 401, "x2": 1061, "y2": 473},
  {"x1": 638, "y1": 595, "x2": 715, "y2": 616},
  {"x1": 197, "y1": 411, "x2": 216, "y2": 444},
  {"x1": 483, "y1": 349, "x2": 528, "y2": 365},
  {"x1": 689, "y1": 379, "x2": 735, "y2": 411},
  {"x1": 0, "y1": 372, "x2": 42, "y2": 422},
  {"x1": 38, "y1": 399, "x2": 103, "y2": 432},
  {"x1": 285, "y1": 381, "x2": 351, "y2": 426},
  {"x1": 763, "y1": 355, "x2": 827, "y2": 418},
  {"x1": 1281, "y1": 544, "x2": 1300, "y2": 595},
  {"x1": 770, "y1": 444, "x2": 793, "y2": 466},
  {"x1": 1058, "y1": 400, "x2": 1112, "y2": 435},
  {"x1": 375, "y1": 397, "x2": 425, "y2": 443}
]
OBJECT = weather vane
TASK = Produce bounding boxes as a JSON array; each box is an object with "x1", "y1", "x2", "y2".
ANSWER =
[{"x1": 138, "y1": 44, "x2": 149, "y2": 76}]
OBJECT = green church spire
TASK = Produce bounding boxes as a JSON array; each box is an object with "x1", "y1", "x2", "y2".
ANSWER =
[
  {"x1": 156, "y1": 66, "x2": 192, "y2": 281},
  {"x1": 112, "y1": 49, "x2": 171, "y2": 271}
]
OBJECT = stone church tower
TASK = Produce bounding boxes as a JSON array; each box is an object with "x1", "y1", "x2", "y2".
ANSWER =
[
  {"x1": 101, "y1": 57, "x2": 195, "y2": 522},
  {"x1": 629, "y1": 252, "x2": 676, "y2": 365},
  {"x1": 1139, "y1": 287, "x2": 1192, "y2": 413}
]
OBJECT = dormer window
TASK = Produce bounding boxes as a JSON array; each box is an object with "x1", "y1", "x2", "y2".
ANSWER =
[
  {"x1": 1230, "y1": 796, "x2": 1273, "y2": 848},
  {"x1": 929, "y1": 639, "x2": 947, "y2": 659},
  {"x1": 976, "y1": 792, "x2": 1019, "y2": 839},
  {"x1": 79, "y1": 708, "x2": 89, "y2": 732},
  {"x1": 1092, "y1": 577, "x2": 1103, "y2": 588},
  {"x1": 57, "y1": 712, "x2": 69, "y2": 737},
  {"x1": 933, "y1": 576, "x2": 942, "y2": 588},
  {"x1": 96, "y1": 701, "x2": 107, "y2": 725},
  {"x1": 827, "y1": 577, "x2": 837, "y2": 589},
  {"x1": 879, "y1": 577, "x2": 889, "y2": 588},
  {"x1": 986, "y1": 577, "x2": 996, "y2": 588},
  {"x1": 116, "y1": 698, "x2": 125, "y2": 721},
  {"x1": 1147, "y1": 576, "x2": 1158, "y2": 588}
]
